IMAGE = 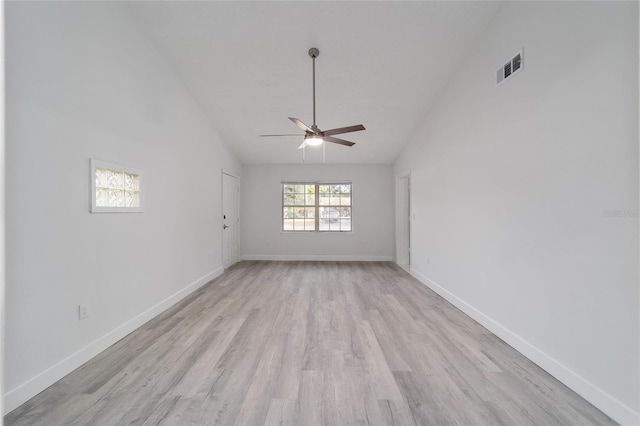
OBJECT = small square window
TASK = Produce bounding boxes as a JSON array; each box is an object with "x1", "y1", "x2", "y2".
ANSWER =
[{"x1": 91, "y1": 159, "x2": 143, "y2": 213}]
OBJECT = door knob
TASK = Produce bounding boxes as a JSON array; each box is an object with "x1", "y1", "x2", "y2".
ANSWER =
[{"x1": 223, "y1": 224, "x2": 229, "y2": 229}]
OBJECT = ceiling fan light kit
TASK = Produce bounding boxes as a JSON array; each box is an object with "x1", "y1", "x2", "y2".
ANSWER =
[
  {"x1": 304, "y1": 134, "x2": 323, "y2": 147},
  {"x1": 260, "y1": 47, "x2": 366, "y2": 161}
]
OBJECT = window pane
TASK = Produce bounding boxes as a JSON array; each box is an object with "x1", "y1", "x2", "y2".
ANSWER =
[
  {"x1": 96, "y1": 168, "x2": 108, "y2": 189},
  {"x1": 283, "y1": 207, "x2": 294, "y2": 219},
  {"x1": 125, "y1": 173, "x2": 140, "y2": 191},
  {"x1": 108, "y1": 189, "x2": 124, "y2": 207},
  {"x1": 107, "y1": 170, "x2": 123, "y2": 189},
  {"x1": 294, "y1": 184, "x2": 304, "y2": 193},
  {"x1": 283, "y1": 219, "x2": 294, "y2": 231},
  {"x1": 305, "y1": 194, "x2": 315, "y2": 205},
  {"x1": 124, "y1": 191, "x2": 134, "y2": 207},
  {"x1": 319, "y1": 185, "x2": 330, "y2": 195},
  {"x1": 340, "y1": 195, "x2": 351, "y2": 206},
  {"x1": 125, "y1": 191, "x2": 140, "y2": 208},
  {"x1": 319, "y1": 185, "x2": 330, "y2": 205},
  {"x1": 283, "y1": 184, "x2": 296, "y2": 194},
  {"x1": 294, "y1": 194, "x2": 304, "y2": 205},
  {"x1": 305, "y1": 207, "x2": 315, "y2": 218},
  {"x1": 96, "y1": 188, "x2": 108, "y2": 207},
  {"x1": 305, "y1": 185, "x2": 315, "y2": 196},
  {"x1": 304, "y1": 219, "x2": 316, "y2": 231},
  {"x1": 320, "y1": 207, "x2": 339, "y2": 222},
  {"x1": 283, "y1": 194, "x2": 296, "y2": 205},
  {"x1": 340, "y1": 207, "x2": 351, "y2": 231}
]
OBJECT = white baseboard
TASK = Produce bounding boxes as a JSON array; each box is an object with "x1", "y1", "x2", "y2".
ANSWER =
[
  {"x1": 3, "y1": 267, "x2": 224, "y2": 415},
  {"x1": 410, "y1": 268, "x2": 640, "y2": 426},
  {"x1": 242, "y1": 254, "x2": 394, "y2": 262}
]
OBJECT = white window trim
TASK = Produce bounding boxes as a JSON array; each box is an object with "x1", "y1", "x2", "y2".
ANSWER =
[
  {"x1": 90, "y1": 159, "x2": 144, "y2": 213},
  {"x1": 281, "y1": 181, "x2": 352, "y2": 233}
]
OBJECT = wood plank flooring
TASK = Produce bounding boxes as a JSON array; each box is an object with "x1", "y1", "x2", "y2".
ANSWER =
[{"x1": 5, "y1": 261, "x2": 615, "y2": 425}]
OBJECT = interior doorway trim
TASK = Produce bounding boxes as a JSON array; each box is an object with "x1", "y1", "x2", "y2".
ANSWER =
[{"x1": 396, "y1": 170, "x2": 411, "y2": 270}]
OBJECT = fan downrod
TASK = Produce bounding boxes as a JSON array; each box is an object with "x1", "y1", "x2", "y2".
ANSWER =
[{"x1": 308, "y1": 48, "x2": 319, "y2": 58}]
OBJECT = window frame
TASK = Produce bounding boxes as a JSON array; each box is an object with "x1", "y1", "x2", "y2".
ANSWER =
[
  {"x1": 90, "y1": 159, "x2": 144, "y2": 213},
  {"x1": 282, "y1": 182, "x2": 352, "y2": 233}
]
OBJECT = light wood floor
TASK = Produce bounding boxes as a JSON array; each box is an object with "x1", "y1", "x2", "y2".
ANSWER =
[{"x1": 6, "y1": 261, "x2": 615, "y2": 425}]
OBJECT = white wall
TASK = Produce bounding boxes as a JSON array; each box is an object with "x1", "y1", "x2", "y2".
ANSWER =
[
  {"x1": 5, "y1": 2, "x2": 240, "y2": 412},
  {"x1": 394, "y1": 2, "x2": 639, "y2": 424},
  {"x1": 241, "y1": 164, "x2": 394, "y2": 261}
]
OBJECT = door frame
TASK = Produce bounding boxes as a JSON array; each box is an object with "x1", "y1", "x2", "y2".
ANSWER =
[
  {"x1": 395, "y1": 170, "x2": 411, "y2": 269},
  {"x1": 222, "y1": 170, "x2": 240, "y2": 268}
]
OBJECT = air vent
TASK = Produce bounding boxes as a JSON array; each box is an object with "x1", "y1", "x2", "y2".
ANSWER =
[
  {"x1": 504, "y1": 62, "x2": 512, "y2": 78},
  {"x1": 496, "y1": 48, "x2": 524, "y2": 86},
  {"x1": 513, "y1": 53, "x2": 522, "y2": 72}
]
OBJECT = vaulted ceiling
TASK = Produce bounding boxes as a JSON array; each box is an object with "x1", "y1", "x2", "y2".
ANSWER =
[{"x1": 132, "y1": 1, "x2": 501, "y2": 164}]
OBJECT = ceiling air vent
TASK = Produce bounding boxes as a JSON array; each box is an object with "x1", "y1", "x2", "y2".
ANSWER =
[{"x1": 497, "y1": 48, "x2": 524, "y2": 86}]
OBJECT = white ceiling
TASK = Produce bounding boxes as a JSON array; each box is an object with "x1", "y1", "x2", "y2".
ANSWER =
[{"x1": 132, "y1": 1, "x2": 501, "y2": 165}]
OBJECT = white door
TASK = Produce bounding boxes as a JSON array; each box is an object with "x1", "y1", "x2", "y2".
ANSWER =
[
  {"x1": 396, "y1": 173, "x2": 411, "y2": 267},
  {"x1": 222, "y1": 172, "x2": 239, "y2": 268}
]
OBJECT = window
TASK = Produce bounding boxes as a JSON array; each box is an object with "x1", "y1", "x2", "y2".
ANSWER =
[
  {"x1": 282, "y1": 183, "x2": 351, "y2": 232},
  {"x1": 91, "y1": 159, "x2": 143, "y2": 213}
]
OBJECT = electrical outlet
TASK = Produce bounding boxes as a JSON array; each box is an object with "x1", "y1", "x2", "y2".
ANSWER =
[{"x1": 78, "y1": 303, "x2": 89, "y2": 320}]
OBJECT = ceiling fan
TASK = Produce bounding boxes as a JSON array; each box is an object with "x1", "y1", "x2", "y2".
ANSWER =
[{"x1": 260, "y1": 48, "x2": 365, "y2": 150}]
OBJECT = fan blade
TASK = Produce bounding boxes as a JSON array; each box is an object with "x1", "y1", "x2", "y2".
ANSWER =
[
  {"x1": 259, "y1": 134, "x2": 302, "y2": 137},
  {"x1": 322, "y1": 124, "x2": 365, "y2": 136},
  {"x1": 324, "y1": 136, "x2": 355, "y2": 147},
  {"x1": 289, "y1": 117, "x2": 314, "y2": 133},
  {"x1": 298, "y1": 141, "x2": 308, "y2": 149}
]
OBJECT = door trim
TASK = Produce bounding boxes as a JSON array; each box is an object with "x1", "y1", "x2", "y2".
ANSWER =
[{"x1": 395, "y1": 170, "x2": 411, "y2": 269}]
